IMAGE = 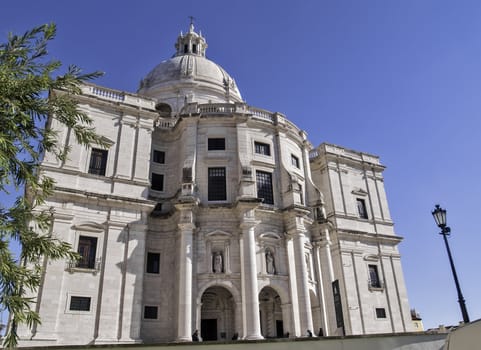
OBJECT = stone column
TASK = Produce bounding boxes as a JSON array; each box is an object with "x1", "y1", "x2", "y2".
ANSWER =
[
  {"x1": 292, "y1": 230, "x2": 314, "y2": 336},
  {"x1": 319, "y1": 225, "x2": 337, "y2": 334},
  {"x1": 312, "y1": 240, "x2": 329, "y2": 336},
  {"x1": 119, "y1": 223, "x2": 148, "y2": 342},
  {"x1": 285, "y1": 235, "x2": 301, "y2": 336},
  {"x1": 238, "y1": 205, "x2": 263, "y2": 340},
  {"x1": 175, "y1": 202, "x2": 198, "y2": 342}
]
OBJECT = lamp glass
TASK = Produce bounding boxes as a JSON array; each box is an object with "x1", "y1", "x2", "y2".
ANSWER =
[{"x1": 432, "y1": 205, "x2": 447, "y2": 228}]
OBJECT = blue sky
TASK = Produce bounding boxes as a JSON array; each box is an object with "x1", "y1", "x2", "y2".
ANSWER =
[{"x1": 1, "y1": 0, "x2": 481, "y2": 331}]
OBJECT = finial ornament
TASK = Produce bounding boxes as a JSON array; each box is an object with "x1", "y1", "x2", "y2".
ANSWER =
[{"x1": 188, "y1": 16, "x2": 195, "y2": 32}]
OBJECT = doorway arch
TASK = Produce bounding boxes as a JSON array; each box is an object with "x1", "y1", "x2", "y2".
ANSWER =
[
  {"x1": 200, "y1": 286, "x2": 235, "y2": 341},
  {"x1": 259, "y1": 286, "x2": 284, "y2": 338}
]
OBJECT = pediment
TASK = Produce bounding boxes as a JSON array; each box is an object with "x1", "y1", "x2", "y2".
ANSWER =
[
  {"x1": 72, "y1": 221, "x2": 105, "y2": 233},
  {"x1": 352, "y1": 188, "x2": 368, "y2": 196},
  {"x1": 259, "y1": 232, "x2": 281, "y2": 240},
  {"x1": 364, "y1": 254, "x2": 379, "y2": 261},
  {"x1": 205, "y1": 230, "x2": 232, "y2": 238},
  {"x1": 96, "y1": 136, "x2": 115, "y2": 148}
]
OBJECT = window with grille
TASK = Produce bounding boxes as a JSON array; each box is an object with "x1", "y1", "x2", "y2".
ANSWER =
[
  {"x1": 88, "y1": 148, "x2": 108, "y2": 176},
  {"x1": 146, "y1": 252, "x2": 160, "y2": 274},
  {"x1": 151, "y1": 173, "x2": 164, "y2": 191},
  {"x1": 291, "y1": 154, "x2": 300, "y2": 168},
  {"x1": 368, "y1": 264, "x2": 381, "y2": 288},
  {"x1": 376, "y1": 308, "x2": 387, "y2": 318},
  {"x1": 357, "y1": 198, "x2": 368, "y2": 219},
  {"x1": 77, "y1": 236, "x2": 97, "y2": 269},
  {"x1": 70, "y1": 296, "x2": 91, "y2": 311},
  {"x1": 144, "y1": 306, "x2": 158, "y2": 319},
  {"x1": 208, "y1": 167, "x2": 226, "y2": 201},
  {"x1": 208, "y1": 138, "x2": 225, "y2": 150},
  {"x1": 254, "y1": 142, "x2": 271, "y2": 156},
  {"x1": 153, "y1": 150, "x2": 165, "y2": 164},
  {"x1": 256, "y1": 170, "x2": 274, "y2": 205}
]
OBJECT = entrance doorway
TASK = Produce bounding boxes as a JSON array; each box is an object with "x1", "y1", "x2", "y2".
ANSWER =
[
  {"x1": 276, "y1": 320, "x2": 284, "y2": 338},
  {"x1": 201, "y1": 319, "x2": 217, "y2": 341},
  {"x1": 200, "y1": 286, "x2": 235, "y2": 341}
]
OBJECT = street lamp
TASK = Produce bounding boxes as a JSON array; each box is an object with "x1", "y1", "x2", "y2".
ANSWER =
[{"x1": 431, "y1": 204, "x2": 470, "y2": 324}]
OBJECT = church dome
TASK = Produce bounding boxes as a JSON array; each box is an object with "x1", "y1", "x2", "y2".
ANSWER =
[{"x1": 138, "y1": 23, "x2": 242, "y2": 113}]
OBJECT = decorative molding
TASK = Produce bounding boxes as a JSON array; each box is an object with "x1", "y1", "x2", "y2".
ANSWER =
[
  {"x1": 258, "y1": 232, "x2": 281, "y2": 240},
  {"x1": 364, "y1": 254, "x2": 380, "y2": 262},
  {"x1": 352, "y1": 188, "x2": 368, "y2": 196},
  {"x1": 72, "y1": 222, "x2": 105, "y2": 233},
  {"x1": 205, "y1": 230, "x2": 232, "y2": 239}
]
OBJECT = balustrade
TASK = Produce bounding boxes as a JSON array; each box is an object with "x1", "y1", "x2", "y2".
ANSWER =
[{"x1": 90, "y1": 86, "x2": 125, "y2": 101}]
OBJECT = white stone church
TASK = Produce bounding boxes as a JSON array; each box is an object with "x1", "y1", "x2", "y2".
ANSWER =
[{"x1": 18, "y1": 24, "x2": 415, "y2": 346}]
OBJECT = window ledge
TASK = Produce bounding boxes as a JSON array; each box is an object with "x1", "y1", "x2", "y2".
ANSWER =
[
  {"x1": 368, "y1": 282, "x2": 385, "y2": 292},
  {"x1": 66, "y1": 267, "x2": 100, "y2": 275},
  {"x1": 66, "y1": 260, "x2": 101, "y2": 275}
]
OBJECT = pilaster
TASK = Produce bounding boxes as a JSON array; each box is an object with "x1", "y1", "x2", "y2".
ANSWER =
[
  {"x1": 312, "y1": 240, "x2": 329, "y2": 336},
  {"x1": 284, "y1": 210, "x2": 314, "y2": 337},
  {"x1": 236, "y1": 200, "x2": 263, "y2": 340},
  {"x1": 174, "y1": 200, "x2": 199, "y2": 342}
]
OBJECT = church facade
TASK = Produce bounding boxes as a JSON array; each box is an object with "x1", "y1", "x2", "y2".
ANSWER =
[{"x1": 18, "y1": 24, "x2": 414, "y2": 346}]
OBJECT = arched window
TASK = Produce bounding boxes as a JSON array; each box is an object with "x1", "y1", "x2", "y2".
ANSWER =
[{"x1": 155, "y1": 103, "x2": 172, "y2": 114}]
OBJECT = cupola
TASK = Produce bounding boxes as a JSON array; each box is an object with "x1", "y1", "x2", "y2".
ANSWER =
[{"x1": 175, "y1": 22, "x2": 208, "y2": 57}]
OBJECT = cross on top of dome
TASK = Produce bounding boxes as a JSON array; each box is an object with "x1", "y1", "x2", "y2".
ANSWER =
[{"x1": 175, "y1": 17, "x2": 208, "y2": 57}]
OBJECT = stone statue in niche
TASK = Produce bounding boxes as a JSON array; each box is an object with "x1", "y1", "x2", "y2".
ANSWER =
[
  {"x1": 213, "y1": 252, "x2": 223, "y2": 273},
  {"x1": 266, "y1": 249, "x2": 276, "y2": 274},
  {"x1": 305, "y1": 253, "x2": 312, "y2": 279}
]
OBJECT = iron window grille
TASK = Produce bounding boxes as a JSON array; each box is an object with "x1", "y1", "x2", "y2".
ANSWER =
[
  {"x1": 256, "y1": 170, "x2": 274, "y2": 205},
  {"x1": 153, "y1": 150, "x2": 165, "y2": 164},
  {"x1": 291, "y1": 154, "x2": 300, "y2": 168},
  {"x1": 151, "y1": 173, "x2": 164, "y2": 191},
  {"x1": 88, "y1": 148, "x2": 108, "y2": 176},
  {"x1": 208, "y1": 167, "x2": 226, "y2": 201},
  {"x1": 376, "y1": 308, "x2": 387, "y2": 318},
  {"x1": 77, "y1": 236, "x2": 97, "y2": 269},
  {"x1": 357, "y1": 198, "x2": 368, "y2": 219},
  {"x1": 208, "y1": 138, "x2": 226, "y2": 151},
  {"x1": 69, "y1": 296, "x2": 91, "y2": 311},
  {"x1": 254, "y1": 142, "x2": 271, "y2": 156},
  {"x1": 368, "y1": 264, "x2": 383, "y2": 289},
  {"x1": 146, "y1": 252, "x2": 160, "y2": 274}
]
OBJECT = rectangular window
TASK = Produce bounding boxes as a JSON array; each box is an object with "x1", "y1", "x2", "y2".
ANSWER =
[
  {"x1": 144, "y1": 306, "x2": 158, "y2": 319},
  {"x1": 77, "y1": 236, "x2": 97, "y2": 269},
  {"x1": 70, "y1": 296, "x2": 91, "y2": 311},
  {"x1": 368, "y1": 264, "x2": 381, "y2": 288},
  {"x1": 291, "y1": 154, "x2": 300, "y2": 168},
  {"x1": 254, "y1": 142, "x2": 271, "y2": 156},
  {"x1": 151, "y1": 173, "x2": 164, "y2": 191},
  {"x1": 256, "y1": 170, "x2": 274, "y2": 205},
  {"x1": 376, "y1": 308, "x2": 387, "y2": 319},
  {"x1": 299, "y1": 184, "x2": 304, "y2": 205},
  {"x1": 153, "y1": 150, "x2": 165, "y2": 164},
  {"x1": 357, "y1": 198, "x2": 368, "y2": 219},
  {"x1": 208, "y1": 167, "x2": 226, "y2": 201},
  {"x1": 146, "y1": 252, "x2": 160, "y2": 274},
  {"x1": 88, "y1": 148, "x2": 108, "y2": 176},
  {"x1": 208, "y1": 138, "x2": 225, "y2": 151}
]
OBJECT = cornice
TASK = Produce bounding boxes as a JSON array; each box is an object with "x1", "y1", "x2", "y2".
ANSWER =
[
  {"x1": 335, "y1": 229, "x2": 403, "y2": 245},
  {"x1": 53, "y1": 186, "x2": 156, "y2": 208}
]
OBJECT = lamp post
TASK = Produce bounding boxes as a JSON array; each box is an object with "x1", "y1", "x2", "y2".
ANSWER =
[{"x1": 431, "y1": 204, "x2": 470, "y2": 324}]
